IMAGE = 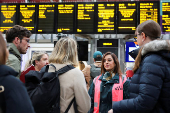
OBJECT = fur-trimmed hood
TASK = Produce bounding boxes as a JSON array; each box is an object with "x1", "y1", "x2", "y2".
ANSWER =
[{"x1": 141, "y1": 40, "x2": 170, "y2": 56}]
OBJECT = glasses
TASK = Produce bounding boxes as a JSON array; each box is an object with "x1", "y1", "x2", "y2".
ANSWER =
[{"x1": 22, "y1": 38, "x2": 30, "y2": 43}]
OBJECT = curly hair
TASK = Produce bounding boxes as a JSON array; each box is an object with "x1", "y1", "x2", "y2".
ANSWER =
[{"x1": 6, "y1": 25, "x2": 31, "y2": 43}]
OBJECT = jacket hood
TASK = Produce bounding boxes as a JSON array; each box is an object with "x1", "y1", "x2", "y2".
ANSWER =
[
  {"x1": 141, "y1": 40, "x2": 170, "y2": 59},
  {"x1": 0, "y1": 65, "x2": 18, "y2": 77}
]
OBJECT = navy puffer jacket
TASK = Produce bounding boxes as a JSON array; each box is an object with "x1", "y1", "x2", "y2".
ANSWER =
[{"x1": 113, "y1": 40, "x2": 170, "y2": 113}]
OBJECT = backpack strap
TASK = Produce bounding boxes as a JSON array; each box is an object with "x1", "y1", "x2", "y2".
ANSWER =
[{"x1": 64, "y1": 97, "x2": 75, "y2": 113}]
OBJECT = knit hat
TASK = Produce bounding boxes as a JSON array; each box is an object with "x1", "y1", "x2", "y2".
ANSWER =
[{"x1": 93, "y1": 51, "x2": 103, "y2": 58}]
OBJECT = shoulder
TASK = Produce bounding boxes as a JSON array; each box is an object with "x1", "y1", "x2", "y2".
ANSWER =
[{"x1": 1, "y1": 74, "x2": 24, "y2": 91}]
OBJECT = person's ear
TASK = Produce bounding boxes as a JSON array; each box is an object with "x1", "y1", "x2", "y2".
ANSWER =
[
  {"x1": 35, "y1": 60, "x2": 39, "y2": 65},
  {"x1": 13, "y1": 37, "x2": 20, "y2": 45},
  {"x1": 141, "y1": 32, "x2": 146, "y2": 42}
]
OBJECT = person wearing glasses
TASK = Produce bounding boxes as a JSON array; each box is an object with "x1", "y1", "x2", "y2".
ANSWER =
[
  {"x1": 108, "y1": 20, "x2": 170, "y2": 113},
  {"x1": 5, "y1": 25, "x2": 31, "y2": 78},
  {"x1": 0, "y1": 32, "x2": 35, "y2": 113}
]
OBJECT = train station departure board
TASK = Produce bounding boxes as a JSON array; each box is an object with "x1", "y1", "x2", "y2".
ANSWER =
[
  {"x1": 0, "y1": 4, "x2": 17, "y2": 33},
  {"x1": 97, "y1": 3, "x2": 116, "y2": 34},
  {"x1": 37, "y1": 4, "x2": 55, "y2": 33},
  {"x1": 139, "y1": 2, "x2": 159, "y2": 24},
  {"x1": 76, "y1": 3, "x2": 95, "y2": 33},
  {"x1": 162, "y1": 2, "x2": 170, "y2": 32},
  {"x1": 57, "y1": 3, "x2": 75, "y2": 33},
  {"x1": 117, "y1": 2, "x2": 137, "y2": 34},
  {"x1": 19, "y1": 4, "x2": 36, "y2": 33}
]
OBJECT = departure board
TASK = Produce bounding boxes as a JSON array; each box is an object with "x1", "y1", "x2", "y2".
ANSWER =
[
  {"x1": 0, "y1": 4, "x2": 17, "y2": 33},
  {"x1": 57, "y1": 3, "x2": 75, "y2": 33},
  {"x1": 19, "y1": 4, "x2": 36, "y2": 33},
  {"x1": 118, "y1": 2, "x2": 137, "y2": 34},
  {"x1": 37, "y1": 4, "x2": 55, "y2": 33},
  {"x1": 97, "y1": 3, "x2": 116, "y2": 33},
  {"x1": 139, "y1": 2, "x2": 159, "y2": 24},
  {"x1": 76, "y1": 3, "x2": 95, "y2": 33},
  {"x1": 162, "y1": 2, "x2": 170, "y2": 32}
]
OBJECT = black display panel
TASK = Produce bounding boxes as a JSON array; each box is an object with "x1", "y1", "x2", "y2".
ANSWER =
[
  {"x1": 19, "y1": 4, "x2": 36, "y2": 33},
  {"x1": 138, "y1": 1, "x2": 160, "y2": 24},
  {"x1": 57, "y1": 3, "x2": 75, "y2": 34},
  {"x1": 0, "y1": 4, "x2": 17, "y2": 33},
  {"x1": 117, "y1": 2, "x2": 137, "y2": 34},
  {"x1": 162, "y1": 2, "x2": 170, "y2": 32},
  {"x1": 97, "y1": 39, "x2": 118, "y2": 47},
  {"x1": 77, "y1": 41, "x2": 88, "y2": 61},
  {"x1": 97, "y1": 3, "x2": 116, "y2": 34},
  {"x1": 37, "y1": 4, "x2": 55, "y2": 33},
  {"x1": 76, "y1": 3, "x2": 95, "y2": 33}
]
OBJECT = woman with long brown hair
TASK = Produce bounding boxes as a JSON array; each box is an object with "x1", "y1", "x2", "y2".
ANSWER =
[{"x1": 88, "y1": 52, "x2": 129, "y2": 113}]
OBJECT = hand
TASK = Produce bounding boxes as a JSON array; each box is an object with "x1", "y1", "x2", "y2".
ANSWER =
[{"x1": 108, "y1": 109, "x2": 113, "y2": 113}]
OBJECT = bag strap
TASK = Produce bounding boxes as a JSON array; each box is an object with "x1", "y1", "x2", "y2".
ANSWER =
[
  {"x1": 51, "y1": 65, "x2": 75, "y2": 112},
  {"x1": 64, "y1": 97, "x2": 75, "y2": 113}
]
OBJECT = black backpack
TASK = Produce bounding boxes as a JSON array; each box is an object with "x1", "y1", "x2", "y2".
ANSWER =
[{"x1": 25, "y1": 64, "x2": 75, "y2": 113}]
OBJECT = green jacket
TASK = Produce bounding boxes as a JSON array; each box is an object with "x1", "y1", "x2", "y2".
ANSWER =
[
  {"x1": 6, "y1": 43, "x2": 21, "y2": 78},
  {"x1": 88, "y1": 73, "x2": 130, "y2": 113}
]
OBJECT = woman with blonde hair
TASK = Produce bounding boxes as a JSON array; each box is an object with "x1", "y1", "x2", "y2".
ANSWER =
[
  {"x1": 0, "y1": 32, "x2": 35, "y2": 113},
  {"x1": 48, "y1": 37, "x2": 91, "y2": 113},
  {"x1": 20, "y1": 51, "x2": 49, "y2": 83},
  {"x1": 109, "y1": 20, "x2": 170, "y2": 113}
]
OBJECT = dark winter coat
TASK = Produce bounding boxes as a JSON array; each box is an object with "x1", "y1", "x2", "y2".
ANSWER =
[
  {"x1": 113, "y1": 40, "x2": 170, "y2": 113},
  {"x1": 89, "y1": 73, "x2": 130, "y2": 113},
  {"x1": 0, "y1": 65, "x2": 35, "y2": 113}
]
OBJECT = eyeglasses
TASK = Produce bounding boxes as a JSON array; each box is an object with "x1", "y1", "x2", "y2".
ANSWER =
[{"x1": 22, "y1": 38, "x2": 30, "y2": 43}]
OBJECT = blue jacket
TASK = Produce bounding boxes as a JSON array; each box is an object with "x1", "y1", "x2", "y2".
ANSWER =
[
  {"x1": 0, "y1": 65, "x2": 35, "y2": 113},
  {"x1": 113, "y1": 40, "x2": 170, "y2": 113}
]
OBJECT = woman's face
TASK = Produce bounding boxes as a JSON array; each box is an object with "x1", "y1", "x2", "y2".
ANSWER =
[
  {"x1": 36, "y1": 54, "x2": 49, "y2": 71},
  {"x1": 104, "y1": 54, "x2": 115, "y2": 72}
]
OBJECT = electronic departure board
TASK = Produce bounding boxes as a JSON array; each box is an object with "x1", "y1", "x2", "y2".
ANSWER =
[
  {"x1": 19, "y1": 4, "x2": 36, "y2": 33},
  {"x1": 139, "y1": 1, "x2": 159, "y2": 24},
  {"x1": 117, "y1": 2, "x2": 137, "y2": 34},
  {"x1": 97, "y1": 3, "x2": 116, "y2": 34},
  {"x1": 76, "y1": 3, "x2": 95, "y2": 33},
  {"x1": 162, "y1": 2, "x2": 170, "y2": 32},
  {"x1": 57, "y1": 3, "x2": 75, "y2": 33},
  {"x1": 0, "y1": 4, "x2": 17, "y2": 33},
  {"x1": 37, "y1": 4, "x2": 55, "y2": 33}
]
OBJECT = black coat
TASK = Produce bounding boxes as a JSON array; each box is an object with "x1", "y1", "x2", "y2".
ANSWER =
[
  {"x1": 0, "y1": 65, "x2": 35, "y2": 113},
  {"x1": 113, "y1": 40, "x2": 170, "y2": 113}
]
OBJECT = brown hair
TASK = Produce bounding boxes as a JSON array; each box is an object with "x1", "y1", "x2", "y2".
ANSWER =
[
  {"x1": 136, "y1": 20, "x2": 161, "y2": 40},
  {"x1": 101, "y1": 52, "x2": 122, "y2": 76},
  {"x1": 133, "y1": 20, "x2": 162, "y2": 72},
  {"x1": 6, "y1": 25, "x2": 31, "y2": 43},
  {"x1": 0, "y1": 32, "x2": 8, "y2": 65}
]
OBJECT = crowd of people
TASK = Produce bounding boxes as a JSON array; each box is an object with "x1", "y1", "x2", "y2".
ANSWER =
[{"x1": 0, "y1": 20, "x2": 170, "y2": 113}]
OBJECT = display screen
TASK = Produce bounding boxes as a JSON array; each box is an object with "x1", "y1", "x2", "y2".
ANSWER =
[
  {"x1": 19, "y1": 4, "x2": 36, "y2": 33},
  {"x1": 97, "y1": 3, "x2": 116, "y2": 33},
  {"x1": 77, "y1": 41, "x2": 88, "y2": 61},
  {"x1": 37, "y1": 4, "x2": 55, "y2": 33},
  {"x1": 162, "y1": 2, "x2": 170, "y2": 32},
  {"x1": 57, "y1": 3, "x2": 75, "y2": 33},
  {"x1": 139, "y1": 2, "x2": 159, "y2": 24},
  {"x1": 0, "y1": 4, "x2": 17, "y2": 33},
  {"x1": 117, "y1": 2, "x2": 137, "y2": 34},
  {"x1": 76, "y1": 3, "x2": 95, "y2": 33}
]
